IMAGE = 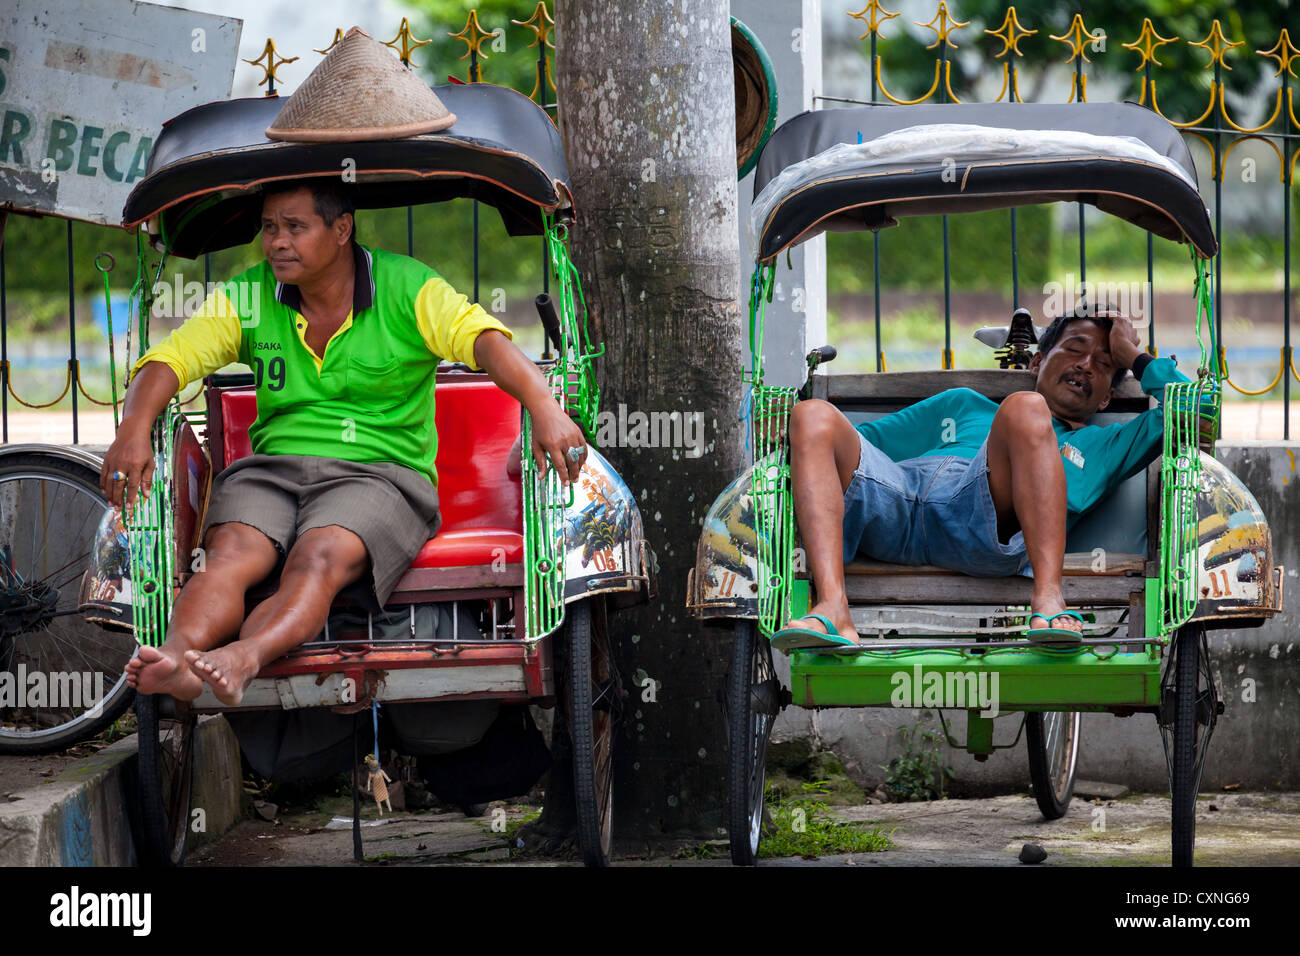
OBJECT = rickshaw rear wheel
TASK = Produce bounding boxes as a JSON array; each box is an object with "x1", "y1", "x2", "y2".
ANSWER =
[
  {"x1": 135, "y1": 692, "x2": 196, "y2": 867},
  {"x1": 566, "y1": 597, "x2": 618, "y2": 867},
  {"x1": 1166, "y1": 623, "x2": 1215, "y2": 868},
  {"x1": 1025, "y1": 711, "x2": 1080, "y2": 820},
  {"x1": 727, "y1": 621, "x2": 781, "y2": 866},
  {"x1": 0, "y1": 452, "x2": 138, "y2": 754}
]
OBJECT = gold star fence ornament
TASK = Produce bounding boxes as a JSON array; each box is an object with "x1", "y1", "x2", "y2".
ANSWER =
[
  {"x1": 847, "y1": 0, "x2": 899, "y2": 41},
  {"x1": 1050, "y1": 13, "x2": 1101, "y2": 65},
  {"x1": 1189, "y1": 20, "x2": 1244, "y2": 71},
  {"x1": 985, "y1": 6, "x2": 1036, "y2": 59},
  {"x1": 512, "y1": 2, "x2": 556, "y2": 99},
  {"x1": 450, "y1": 9, "x2": 500, "y2": 82},
  {"x1": 314, "y1": 28, "x2": 344, "y2": 57},
  {"x1": 385, "y1": 17, "x2": 432, "y2": 68},
  {"x1": 243, "y1": 38, "x2": 299, "y2": 96},
  {"x1": 916, "y1": 1, "x2": 969, "y2": 51},
  {"x1": 513, "y1": 2, "x2": 554, "y2": 50},
  {"x1": 1122, "y1": 18, "x2": 1176, "y2": 70},
  {"x1": 1257, "y1": 28, "x2": 1300, "y2": 80}
]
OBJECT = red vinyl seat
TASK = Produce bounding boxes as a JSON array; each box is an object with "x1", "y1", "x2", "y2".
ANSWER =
[{"x1": 218, "y1": 375, "x2": 524, "y2": 569}]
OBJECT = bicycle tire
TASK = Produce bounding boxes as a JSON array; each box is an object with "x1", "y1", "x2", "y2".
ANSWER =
[
  {"x1": 1026, "y1": 711, "x2": 1080, "y2": 820},
  {"x1": 135, "y1": 693, "x2": 196, "y2": 867},
  {"x1": 0, "y1": 452, "x2": 136, "y2": 754}
]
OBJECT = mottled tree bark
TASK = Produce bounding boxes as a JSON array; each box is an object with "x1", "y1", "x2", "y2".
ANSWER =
[{"x1": 554, "y1": 0, "x2": 743, "y2": 842}]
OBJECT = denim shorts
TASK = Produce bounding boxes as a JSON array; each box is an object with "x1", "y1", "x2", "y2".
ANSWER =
[{"x1": 841, "y1": 432, "x2": 1032, "y2": 578}]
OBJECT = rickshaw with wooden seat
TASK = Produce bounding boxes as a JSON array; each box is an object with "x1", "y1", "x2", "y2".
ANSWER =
[
  {"x1": 687, "y1": 101, "x2": 1283, "y2": 867},
  {"x1": 80, "y1": 76, "x2": 654, "y2": 867}
]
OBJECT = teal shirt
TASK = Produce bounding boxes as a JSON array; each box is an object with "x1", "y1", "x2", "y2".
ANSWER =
[{"x1": 854, "y1": 357, "x2": 1190, "y2": 528}]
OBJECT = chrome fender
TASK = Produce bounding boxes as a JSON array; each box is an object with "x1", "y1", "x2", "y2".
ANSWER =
[
  {"x1": 687, "y1": 465, "x2": 760, "y2": 619},
  {"x1": 561, "y1": 445, "x2": 653, "y2": 603},
  {"x1": 77, "y1": 505, "x2": 135, "y2": 632},
  {"x1": 1191, "y1": 452, "x2": 1283, "y2": 622}
]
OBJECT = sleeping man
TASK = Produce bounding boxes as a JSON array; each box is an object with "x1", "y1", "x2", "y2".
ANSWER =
[{"x1": 774, "y1": 312, "x2": 1188, "y2": 650}]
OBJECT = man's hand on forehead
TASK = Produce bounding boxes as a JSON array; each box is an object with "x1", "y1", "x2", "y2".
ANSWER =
[{"x1": 1106, "y1": 315, "x2": 1142, "y2": 370}]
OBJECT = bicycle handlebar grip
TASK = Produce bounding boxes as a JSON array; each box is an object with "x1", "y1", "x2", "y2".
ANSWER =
[
  {"x1": 534, "y1": 294, "x2": 564, "y2": 354},
  {"x1": 809, "y1": 345, "x2": 837, "y2": 365}
]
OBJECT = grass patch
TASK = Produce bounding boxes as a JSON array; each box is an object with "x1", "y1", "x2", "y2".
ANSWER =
[
  {"x1": 757, "y1": 781, "x2": 894, "y2": 859},
  {"x1": 880, "y1": 713, "x2": 955, "y2": 802},
  {"x1": 500, "y1": 808, "x2": 541, "y2": 844},
  {"x1": 671, "y1": 841, "x2": 728, "y2": 861}
]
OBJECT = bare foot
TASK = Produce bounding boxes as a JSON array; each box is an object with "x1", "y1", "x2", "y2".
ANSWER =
[
  {"x1": 125, "y1": 644, "x2": 204, "y2": 700},
  {"x1": 185, "y1": 644, "x2": 261, "y2": 707}
]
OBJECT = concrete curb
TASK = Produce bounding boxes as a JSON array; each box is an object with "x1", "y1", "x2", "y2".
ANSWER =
[{"x1": 0, "y1": 714, "x2": 242, "y2": 866}]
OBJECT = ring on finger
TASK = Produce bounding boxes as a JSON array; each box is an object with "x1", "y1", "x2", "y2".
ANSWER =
[
  {"x1": 565, "y1": 445, "x2": 585, "y2": 463},
  {"x1": 111, "y1": 471, "x2": 126, "y2": 482}
]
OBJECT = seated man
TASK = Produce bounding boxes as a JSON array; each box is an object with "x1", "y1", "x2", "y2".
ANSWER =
[
  {"x1": 108, "y1": 179, "x2": 584, "y2": 704},
  {"x1": 776, "y1": 312, "x2": 1188, "y2": 649}
]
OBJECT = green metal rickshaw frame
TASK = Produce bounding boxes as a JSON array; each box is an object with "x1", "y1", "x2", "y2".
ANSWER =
[
  {"x1": 706, "y1": 101, "x2": 1280, "y2": 868},
  {"x1": 745, "y1": 254, "x2": 1219, "y2": 722}
]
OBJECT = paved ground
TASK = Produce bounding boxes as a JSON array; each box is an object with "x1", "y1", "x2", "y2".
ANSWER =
[{"x1": 187, "y1": 791, "x2": 1300, "y2": 867}]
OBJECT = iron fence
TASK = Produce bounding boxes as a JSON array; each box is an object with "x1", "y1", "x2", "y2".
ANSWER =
[
  {"x1": 0, "y1": 5, "x2": 557, "y2": 443},
  {"x1": 828, "y1": 2, "x2": 1298, "y2": 437},
  {"x1": 0, "y1": 3, "x2": 1296, "y2": 439}
]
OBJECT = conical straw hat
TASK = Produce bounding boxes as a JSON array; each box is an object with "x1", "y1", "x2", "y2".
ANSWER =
[{"x1": 266, "y1": 27, "x2": 455, "y2": 142}]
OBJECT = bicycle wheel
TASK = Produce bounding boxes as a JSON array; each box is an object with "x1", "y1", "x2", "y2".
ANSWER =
[
  {"x1": 1026, "y1": 711, "x2": 1080, "y2": 820},
  {"x1": 0, "y1": 452, "x2": 136, "y2": 754},
  {"x1": 566, "y1": 598, "x2": 619, "y2": 867},
  {"x1": 727, "y1": 621, "x2": 782, "y2": 865},
  {"x1": 1162, "y1": 623, "x2": 1216, "y2": 868},
  {"x1": 135, "y1": 693, "x2": 196, "y2": 867}
]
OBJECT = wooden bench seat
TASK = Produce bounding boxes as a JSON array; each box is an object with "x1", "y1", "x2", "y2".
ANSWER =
[{"x1": 834, "y1": 552, "x2": 1147, "y2": 606}]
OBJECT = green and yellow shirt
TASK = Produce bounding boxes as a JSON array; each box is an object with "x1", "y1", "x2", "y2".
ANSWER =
[{"x1": 132, "y1": 244, "x2": 511, "y2": 484}]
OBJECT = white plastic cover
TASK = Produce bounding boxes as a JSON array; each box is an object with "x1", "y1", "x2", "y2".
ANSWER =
[{"x1": 750, "y1": 123, "x2": 1201, "y2": 243}]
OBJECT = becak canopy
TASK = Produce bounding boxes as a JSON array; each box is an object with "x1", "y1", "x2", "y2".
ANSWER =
[{"x1": 750, "y1": 101, "x2": 1217, "y2": 262}]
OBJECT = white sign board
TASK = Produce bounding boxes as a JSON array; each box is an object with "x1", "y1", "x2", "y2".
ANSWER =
[{"x1": 0, "y1": 0, "x2": 241, "y2": 226}]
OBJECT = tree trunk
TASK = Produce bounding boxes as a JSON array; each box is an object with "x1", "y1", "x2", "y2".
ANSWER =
[{"x1": 554, "y1": 0, "x2": 743, "y2": 843}]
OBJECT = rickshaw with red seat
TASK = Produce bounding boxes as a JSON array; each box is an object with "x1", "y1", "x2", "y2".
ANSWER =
[
  {"x1": 81, "y1": 75, "x2": 653, "y2": 867},
  {"x1": 688, "y1": 101, "x2": 1284, "y2": 867}
]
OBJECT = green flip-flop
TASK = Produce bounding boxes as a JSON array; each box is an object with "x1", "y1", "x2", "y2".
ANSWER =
[
  {"x1": 771, "y1": 613, "x2": 858, "y2": 651},
  {"x1": 1025, "y1": 610, "x2": 1085, "y2": 644}
]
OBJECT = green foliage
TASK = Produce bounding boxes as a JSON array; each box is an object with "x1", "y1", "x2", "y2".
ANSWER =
[
  {"x1": 406, "y1": 0, "x2": 551, "y2": 98},
  {"x1": 827, "y1": 206, "x2": 1055, "y2": 294},
  {"x1": 757, "y1": 780, "x2": 894, "y2": 858},
  {"x1": 500, "y1": 807, "x2": 541, "y2": 842},
  {"x1": 881, "y1": 712, "x2": 955, "y2": 802},
  {"x1": 1, "y1": 214, "x2": 140, "y2": 296}
]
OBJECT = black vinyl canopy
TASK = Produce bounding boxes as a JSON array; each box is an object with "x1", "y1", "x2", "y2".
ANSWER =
[
  {"x1": 122, "y1": 83, "x2": 571, "y2": 259},
  {"x1": 752, "y1": 102, "x2": 1217, "y2": 262}
]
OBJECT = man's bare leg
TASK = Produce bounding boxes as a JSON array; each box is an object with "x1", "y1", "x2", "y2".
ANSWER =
[
  {"x1": 781, "y1": 399, "x2": 862, "y2": 641},
  {"x1": 125, "y1": 522, "x2": 280, "y2": 699},
  {"x1": 185, "y1": 525, "x2": 370, "y2": 706},
  {"x1": 985, "y1": 392, "x2": 1083, "y2": 636}
]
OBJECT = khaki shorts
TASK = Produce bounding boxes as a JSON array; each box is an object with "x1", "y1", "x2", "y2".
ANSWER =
[{"x1": 202, "y1": 454, "x2": 441, "y2": 606}]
